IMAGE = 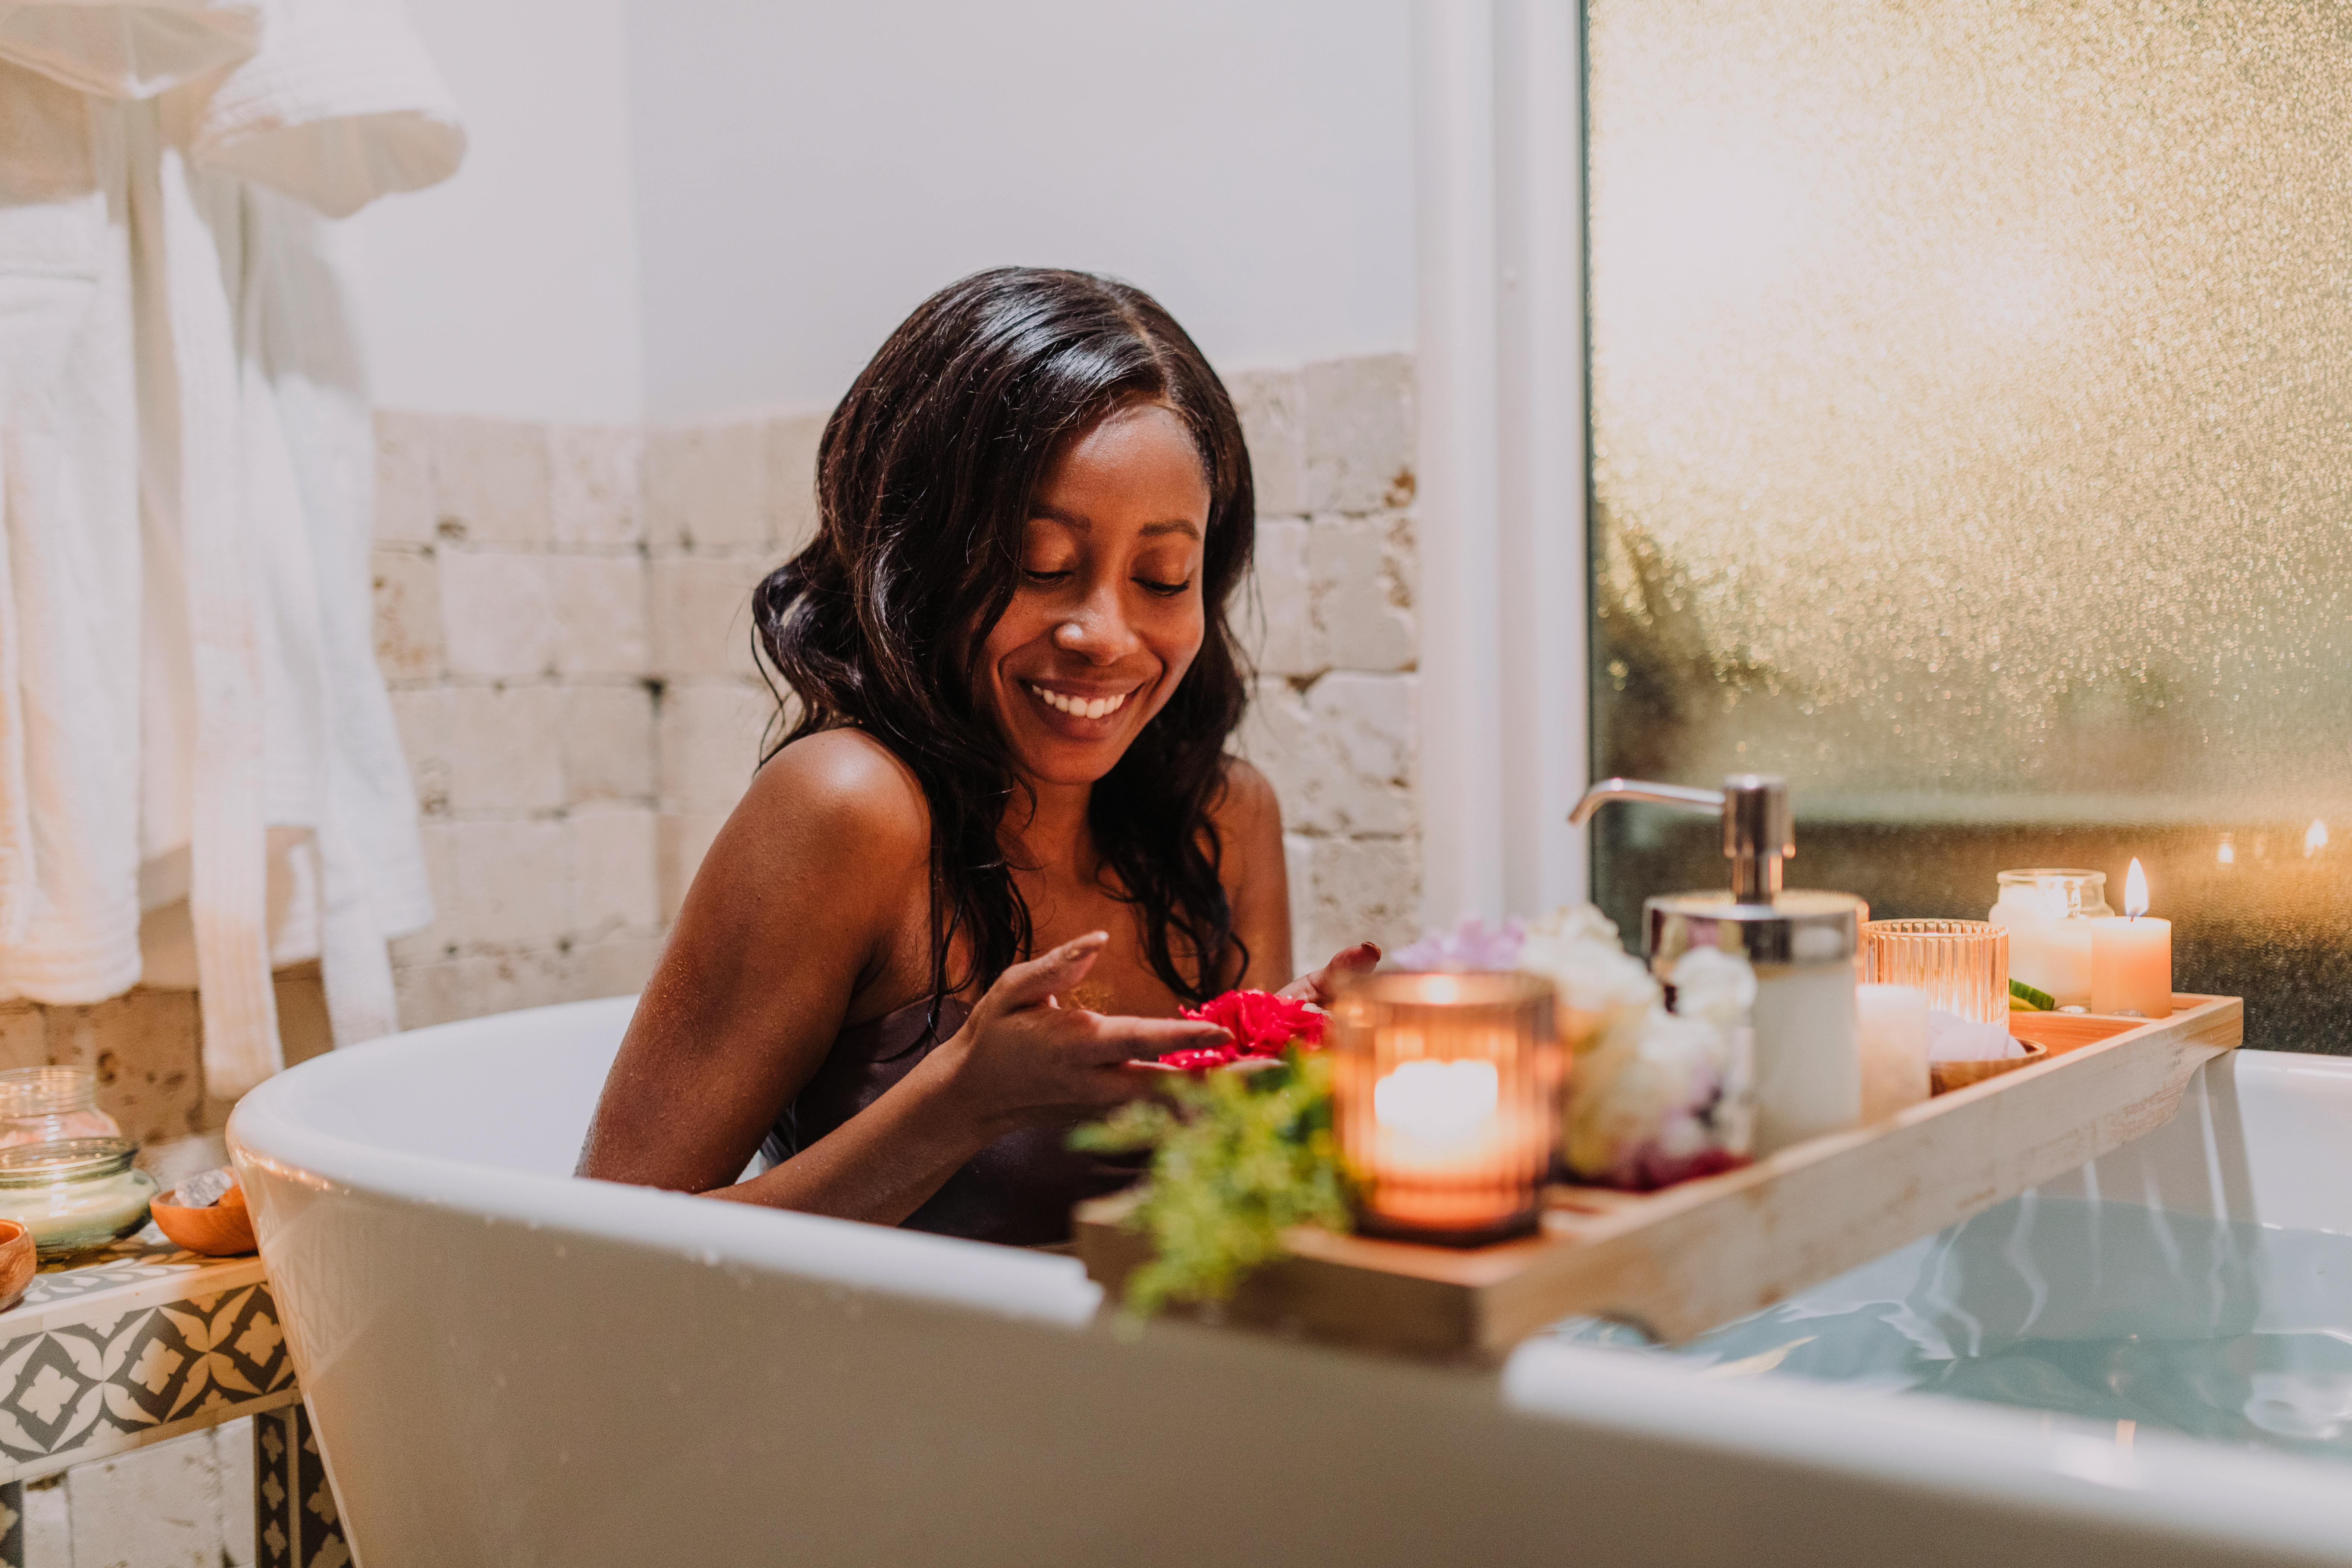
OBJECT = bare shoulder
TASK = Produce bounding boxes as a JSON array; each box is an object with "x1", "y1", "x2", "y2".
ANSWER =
[
  {"x1": 735, "y1": 727, "x2": 931, "y2": 858},
  {"x1": 1209, "y1": 754, "x2": 1293, "y2": 985},
  {"x1": 682, "y1": 729, "x2": 933, "y2": 934},
  {"x1": 1210, "y1": 754, "x2": 1283, "y2": 841}
]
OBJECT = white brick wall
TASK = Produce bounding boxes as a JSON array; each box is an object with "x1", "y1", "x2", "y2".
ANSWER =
[{"x1": 1230, "y1": 354, "x2": 1423, "y2": 969}]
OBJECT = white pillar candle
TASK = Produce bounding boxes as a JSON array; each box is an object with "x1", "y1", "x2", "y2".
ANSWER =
[
  {"x1": 1857, "y1": 983, "x2": 1930, "y2": 1119},
  {"x1": 2090, "y1": 919, "x2": 2171, "y2": 1017},
  {"x1": 2089, "y1": 858, "x2": 2172, "y2": 1018}
]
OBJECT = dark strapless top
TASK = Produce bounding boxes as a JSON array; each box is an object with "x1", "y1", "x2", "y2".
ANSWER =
[{"x1": 764, "y1": 995, "x2": 1144, "y2": 1247}]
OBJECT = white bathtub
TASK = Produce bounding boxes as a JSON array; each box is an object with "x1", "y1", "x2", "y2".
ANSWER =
[{"x1": 229, "y1": 998, "x2": 2352, "y2": 1567}]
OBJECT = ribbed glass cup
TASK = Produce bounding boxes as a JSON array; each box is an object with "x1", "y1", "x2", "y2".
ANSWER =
[
  {"x1": 1863, "y1": 919, "x2": 2010, "y2": 1024},
  {"x1": 1329, "y1": 971, "x2": 1561, "y2": 1246}
]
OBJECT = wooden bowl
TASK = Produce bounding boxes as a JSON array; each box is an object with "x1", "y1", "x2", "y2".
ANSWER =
[
  {"x1": 0, "y1": 1220, "x2": 32, "y2": 1311},
  {"x1": 150, "y1": 1182, "x2": 257, "y2": 1256},
  {"x1": 1930, "y1": 1038, "x2": 2049, "y2": 1096}
]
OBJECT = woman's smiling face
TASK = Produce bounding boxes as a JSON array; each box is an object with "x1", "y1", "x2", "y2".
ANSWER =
[{"x1": 979, "y1": 400, "x2": 1210, "y2": 788}]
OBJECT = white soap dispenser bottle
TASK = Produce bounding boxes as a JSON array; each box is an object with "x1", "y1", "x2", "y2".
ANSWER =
[{"x1": 1571, "y1": 775, "x2": 1869, "y2": 1155}]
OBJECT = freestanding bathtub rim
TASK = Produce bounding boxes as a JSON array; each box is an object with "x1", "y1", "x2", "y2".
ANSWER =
[
  {"x1": 229, "y1": 997, "x2": 2352, "y2": 1563},
  {"x1": 227, "y1": 996, "x2": 1102, "y2": 1330}
]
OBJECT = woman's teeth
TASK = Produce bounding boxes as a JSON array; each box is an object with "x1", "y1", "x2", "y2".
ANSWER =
[{"x1": 1028, "y1": 683, "x2": 1129, "y2": 721}]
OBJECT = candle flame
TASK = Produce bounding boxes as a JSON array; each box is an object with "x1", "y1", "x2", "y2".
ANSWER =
[
  {"x1": 2217, "y1": 834, "x2": 2235, "y2": 865},
  {"x1": 2124, "y1": 857, "x2": 2149, "y2": 919},
  {"x1": 2306, "y1": 818, "x2": 2330, "y2": 858},
  {"x1": 1374, "y1": 1059, "x2": 1499, "y2": 1141}
]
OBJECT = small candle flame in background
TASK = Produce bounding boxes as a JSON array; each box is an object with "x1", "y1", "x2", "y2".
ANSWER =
[
  {"x1": 2217, "y1": 833, "x2": 2236, "y2": 865},
  {"x1": 2306, "y1": 818, "x2": 2330, "y2": 858},
  {"x1": 1373, "y1": 1059, "x2": 1500, "y2": 1141},
  {"x1": 2124, "y1": 857, "x2": 2150, "y2": 919}
]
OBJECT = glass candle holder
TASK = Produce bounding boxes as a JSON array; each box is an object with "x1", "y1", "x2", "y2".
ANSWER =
[
  {"x1": 1987, "y1": 869, "x2": 2113, "y2": 1008},
  {"x1": 1329, "y1": 971, "x2": 1560, "y2": 1246},
  {"x1": 0, "y1": 1066, "x2": 121, "y2": 1149},
  {"x1": 0, "y1": 1138, "x2": 157, "y2": 1257},
  {"x1": 1862, "y1": 920, "x2": 2010, "y2": 1024}
]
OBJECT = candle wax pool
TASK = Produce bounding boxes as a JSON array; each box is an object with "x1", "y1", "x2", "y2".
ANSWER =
[
  {"x1": 0, "y1": 1167, "x2": 157, "y2": 1255},
  {"x1": 1987, "y1": 898, "x2": 2109, "y2": 1008}
]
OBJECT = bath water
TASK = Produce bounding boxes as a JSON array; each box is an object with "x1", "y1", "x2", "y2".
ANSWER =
[{"x1": 1545, "y1": 1193, "x2": 2352, "y2": 1463}]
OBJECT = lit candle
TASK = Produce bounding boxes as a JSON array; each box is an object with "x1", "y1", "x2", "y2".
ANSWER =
[
  {"x1": 1332, "y1": 972, "x2": 1558, "y2": 1245},
  {"x1": 2089, "y1": 858, "x2": 2172, "y2": 1018},
  {"x1": 1856, "y1": 983, "x2": 1929, "y2": 1119}
]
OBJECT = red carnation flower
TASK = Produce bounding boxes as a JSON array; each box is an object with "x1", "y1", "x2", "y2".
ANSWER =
[
  {"x1": 1156, "y1": 1045, "x2": 1242, "y2": 1072},
  {"x1": 1157, "y1": 989, "x2": 1324, "y2": 1070}
]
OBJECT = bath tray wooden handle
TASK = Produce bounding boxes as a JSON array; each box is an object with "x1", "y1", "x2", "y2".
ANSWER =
[{"x1": 1075, "y1": 994, "x2": 2241, "y2": 1359}]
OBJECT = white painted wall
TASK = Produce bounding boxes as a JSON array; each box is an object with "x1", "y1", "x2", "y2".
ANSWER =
[
  {"x1": 345, "y1": 1, "x2": 1415, "y2": 423},
  {"x1": 342, "y1": 0, "x2": 646, "y2": 422},
  {"x1": 624, "y1": 1, "x2": 1413, "y2": 417}
]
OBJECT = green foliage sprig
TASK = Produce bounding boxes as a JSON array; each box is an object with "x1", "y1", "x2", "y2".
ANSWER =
[{"x1": 1070, "y1": 1051, "x2": 1351, "y2": 1316}]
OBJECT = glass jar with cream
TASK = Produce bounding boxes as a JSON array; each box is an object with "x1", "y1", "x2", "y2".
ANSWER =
[
  {"x1": 0, "y1": 1066, "x2": 121, "y2": 1148},
  {"x1": 1987, "y1": 869, "x2": 2114, "y2": 1009},
  {"x1": 0, "y1": 1138, "x2": 157, "y2": 1256}
]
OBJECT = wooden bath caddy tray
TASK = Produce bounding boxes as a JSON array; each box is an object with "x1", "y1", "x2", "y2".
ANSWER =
[{"x1": 1076, "y1": 994, "x2": 2241, "y2": 1360}]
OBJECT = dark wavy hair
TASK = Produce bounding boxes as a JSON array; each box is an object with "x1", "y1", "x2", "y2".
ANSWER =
[{"x1": 753, "y1": 267, "x2": 1256, "y2": 1029}]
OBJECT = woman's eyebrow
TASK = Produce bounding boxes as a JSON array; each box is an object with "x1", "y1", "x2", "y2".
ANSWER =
[{"x1": 1029, "y1": 506, "x2": 1200, "y2": 541}]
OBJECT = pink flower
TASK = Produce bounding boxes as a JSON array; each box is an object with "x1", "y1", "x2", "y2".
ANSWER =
[{"x1": 1393, "y1": 914, "x2": 1527, "y2": 972}]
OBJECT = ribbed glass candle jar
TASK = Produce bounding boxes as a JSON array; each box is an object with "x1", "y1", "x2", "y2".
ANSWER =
[
  {"x1": 1329, "y1": 971, "x2": 1560, "y2": 1245},
  {"x1": 1862, "y1": 919, "x2": 2011, "y2": 1024}
]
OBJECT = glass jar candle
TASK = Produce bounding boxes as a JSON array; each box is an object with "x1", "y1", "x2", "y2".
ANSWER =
[
  {"x1": 1862, "y1": 919, "x2": 2011, "y2": 1024},
  {"x1": 1330, "y1": 971, "x2": 1560, "y2": 1245},
  {"x1": 0, "y1": 1066, "x2": 121, "y2": 1148},
  {"x1": 0, "y1": 1139, "x2": 157, "y2": 1256},
  {"x1": 1987, "y1": 869, "x2": 2114, "y2": 1008}
]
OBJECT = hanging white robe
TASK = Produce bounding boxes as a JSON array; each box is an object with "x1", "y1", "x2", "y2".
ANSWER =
[
  {"x1": 0, "y1": 56, "x2": 143, "y2": 1004},
  {"x1": 0, "y1": 0, "x2": 459, "y2": 1095}
]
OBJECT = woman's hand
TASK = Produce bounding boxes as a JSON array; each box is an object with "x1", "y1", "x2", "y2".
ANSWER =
[
  {"x1": 939, "y1": 932, "x2": 1232, "y2": 1134},
  {"x1": 1278, "y1": 941, "x2": 1382, "y2": 1006}
]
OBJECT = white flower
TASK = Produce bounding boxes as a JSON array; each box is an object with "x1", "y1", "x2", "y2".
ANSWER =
[
  {"x1": 1561, "y1": 944, "x2": 1757, "y2": 1187},
  {"x1": 1515, "y1": 904, "x2": 1657, "y2": 1053}
]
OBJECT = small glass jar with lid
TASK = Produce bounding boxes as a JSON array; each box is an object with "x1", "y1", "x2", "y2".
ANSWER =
[
  {"x1": 0, "y1": 1066, "x2": 121, "y2": 1148},
  {"x1": 0, "y1": 1138, "x2": 157, "y2": 1256},
  {"x1": 1987, "y1": 869, "x2": 2115, "y2": 1009}
]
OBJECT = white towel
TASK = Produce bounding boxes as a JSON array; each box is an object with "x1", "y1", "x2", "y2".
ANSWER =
[
  {"x1": 0, "y1": 0, "x2": 259, "y2": 100},
  {"x1": 0, "y1": 0, "x2": 455, "y2": 1091},
  {"x1": 189, "y1": 0, "x2": 463, "y2": 218},
  {"x1": 0, "y1": 61, "x2": 143, "y2": 1006}
]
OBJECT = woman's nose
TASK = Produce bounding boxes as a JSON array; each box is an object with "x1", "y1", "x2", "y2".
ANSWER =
[{"x1": 1051, "y1": 583, "x2": 1139, "y2": 663}]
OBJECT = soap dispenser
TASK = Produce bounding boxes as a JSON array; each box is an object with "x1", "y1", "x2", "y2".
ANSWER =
[{"x1": 1571, "y1": 775, "x2": 1868, "y2": 1154}]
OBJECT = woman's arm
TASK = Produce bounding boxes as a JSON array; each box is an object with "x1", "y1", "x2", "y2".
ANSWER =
[
  {"x1": 579, "y1": 733, "x2": 1228, "y2": 1225},
  {"x1": 576, "y1": 732, "x2": 931, "y2": 1198}
]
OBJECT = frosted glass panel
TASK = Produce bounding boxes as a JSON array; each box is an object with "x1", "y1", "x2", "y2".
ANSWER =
[{"x1": 1586, "y1": 0, "x2": 2352, "y2": 1050}]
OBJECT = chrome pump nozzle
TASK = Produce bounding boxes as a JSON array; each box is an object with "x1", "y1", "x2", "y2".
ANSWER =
[{"x1": 1570, "y1": 774, "x2": 1795, "y2": 904}]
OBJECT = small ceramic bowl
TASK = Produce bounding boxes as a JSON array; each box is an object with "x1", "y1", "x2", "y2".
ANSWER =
[
  {"x1": 1930, "y1": 1039, "x2": 2049, "y2": 1096},
  {"x1": 0, "y1": 1220, "x2": 32, "y2": 1312},
  {"x1": 150, "y1": 1181, "x2": 257, "y2": 1257}
]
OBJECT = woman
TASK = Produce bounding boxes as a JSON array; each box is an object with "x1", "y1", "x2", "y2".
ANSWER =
[{"x1": 579, "y1": 267, "x2": 1375, "y2": 1246}]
